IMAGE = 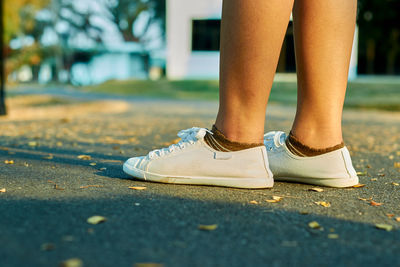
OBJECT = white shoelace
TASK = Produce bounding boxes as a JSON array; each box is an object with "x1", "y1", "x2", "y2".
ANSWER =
[
  {"x1": 147, "y1": 127, "x2": 210, "y2": 159},
  {"x1": 264, "y1": 131, "x2": 286, "y2": 151}
]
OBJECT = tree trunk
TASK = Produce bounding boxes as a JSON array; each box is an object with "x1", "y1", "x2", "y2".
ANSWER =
[{"x1": 0, "y1": 0, "x2": 7, "y2": 116}]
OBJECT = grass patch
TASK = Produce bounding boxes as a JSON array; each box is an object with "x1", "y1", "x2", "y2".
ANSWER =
[{"x1": 83, "y1": 79, "x2": 400, "y2": 111}]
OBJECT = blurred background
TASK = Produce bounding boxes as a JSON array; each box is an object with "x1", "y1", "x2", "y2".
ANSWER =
[{"x1": 1, "y1": 0, "x2": 400, "y2": 113}]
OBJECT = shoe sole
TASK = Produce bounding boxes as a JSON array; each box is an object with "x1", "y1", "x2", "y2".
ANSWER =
[
  {"x1": 123, "y1": 162, "x2": 273, "y2": 189},
  {"x1": 274, "y1": 176, "x2": 359, "y2": 188}
]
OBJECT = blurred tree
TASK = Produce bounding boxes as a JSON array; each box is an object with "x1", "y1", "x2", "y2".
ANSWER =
[
  {"x1": 1, "y1": 0, "x2": 6, "y2": 115},
  {"x1": 105, "y1": 0, "x2": 165, "y2": 43},
  {"x1": 4, "y1": 0, "x2": 49, "y2": 43},
  {"x1": 358, "y1": 0, "x2": 400, "y2": 74},
  {"x1": 3, "y1": 0, "x2": 50, "y2": 82}
]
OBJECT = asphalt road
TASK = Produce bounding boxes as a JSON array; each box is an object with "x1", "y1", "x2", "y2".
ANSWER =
[{"x1": 1, "y1": 96, "x2": 400, "y2": 267}]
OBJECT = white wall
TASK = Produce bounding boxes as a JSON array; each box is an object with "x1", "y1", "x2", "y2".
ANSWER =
[
  {"x1": 166, "y1": 0, "x2": 222, "y2": 79},
  {"x1": 166, "y1": 0, "x2": 358, "y2": 80}
]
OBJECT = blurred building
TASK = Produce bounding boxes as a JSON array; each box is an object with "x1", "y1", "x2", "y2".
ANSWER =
[{"x1": 166, "y1": 0, "x2": 359, "y2": 80}]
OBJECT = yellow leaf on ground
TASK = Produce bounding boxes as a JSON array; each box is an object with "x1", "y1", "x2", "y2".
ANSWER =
[
  {"x1": 129, "y1": 186, "x2": 147, "y2": 190},
  {"x1": 309, "y1": 188, "x2": 324, "y2": 192},
  {"x1": 386, "y1": 214, "x2": 395, "y2": 218},
  {"x1": 327, "y1": 234, "x2": 339, "y2": 239},
  {"x1": 87, "y1": 215, "x2": 107, "y2": 225},
  {"x1": 266, "y1": 196, "x2": 283, "y2": 203},
  {"x1": 77, "y1": 155, "x2": 91, "y2": 160},
  {"x1": 394, "y1": 162, "x2": 400, "y2": 168},
  {"x1": 315, "y1": 201, "x2": 331, "y2": 207},
  {"x1": 356, "y1": 171, "x2": 367, "y2": 176},
  {"x1": 28, "y1": 141, "x2": 38, "y2": 147},
  {"x1": 352, "y1": 184, "x2": 366, "y2": 188},
  {"x1": 396, "y1": 217, "x2": 400, "y2": 222},
  {"x1": 60, "y1": 258, "x2": 83, "y2": 267},
  {"x1": 375, "y1": 224, "x2": 393, "y2": 231},
  {"x1": 308, "y1": 221, "x2": 321, "y2": 229},
  {"x1": 249, "y1": 200, "x2": 259, "y2": 204},
  {"x1": 89, "y1": 162, "x2": 97, "y2": 166},
  {"x1": 392, "y1": 182, "x2": 399, "y2": 186},
  {"x1": 0, "y1": 188, "x2": 6, "y2": 193},
  {"x1": 198, "y1": 224, "x2": 218, "y2": 231},
  {"x1": 42, "y1": 155, "x2": 53, "y2": 160},
  {"x1": 4, "y1": 160, "x2": 14, "y2": 164}
]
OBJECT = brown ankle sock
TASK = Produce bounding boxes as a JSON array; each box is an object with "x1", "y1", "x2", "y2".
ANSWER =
[
  {"x1": 285, "y1": 131, "x2": 344, "y2": 157},
  {"x1": 204, "y1": 125, "x2": 263, "y2": 152}
]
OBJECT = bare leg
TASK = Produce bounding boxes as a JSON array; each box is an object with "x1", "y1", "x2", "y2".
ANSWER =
[
  {"x1": 292, "y1": 0, "x2": 357, "y2": 148},
  {"x1": 215, "y1": 0, "x2": 294, "y2": 143}
]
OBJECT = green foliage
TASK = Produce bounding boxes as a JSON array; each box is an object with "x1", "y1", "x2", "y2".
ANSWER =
[{"x1": 4, "y1": 0, "x2": 49, "y2": 43}]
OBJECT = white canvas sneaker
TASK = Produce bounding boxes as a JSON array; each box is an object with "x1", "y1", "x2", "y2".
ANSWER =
[
  {"x1": 264, "y1": 131, "x2": 359, "y2": 187},
  {"x1": 123, "y1": 127, "x2": 273, "y2": 188}
]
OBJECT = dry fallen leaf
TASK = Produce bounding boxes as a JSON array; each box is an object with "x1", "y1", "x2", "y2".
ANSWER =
[
  {"x1": 129, "y1": 186, "x2": 147, "y2": 190},
  {"x1": 352, "y1": 184, "x2": 366, "y2": 188},
  {"x1": 0, "y1": 188, "x2": 6, "y2": 193},
  {"x1": 308, "y1": 221, "x2": 321, "y2": 229},
  {"x1": 60, "y1": 258, "x2": 83, "y2": 267},
  {"x1": 42, "y1": 154, "x2": 53, "y2": 160},
  {"x1": 356, "y1": 171, "x2": 367, "y2": 176},
  {"x1": 327, "y1": 234, "x2": 339, "y2": 239},
  {"x1": 392, "y1": 182, "x2": 399, "y2": 186},
  {"x1": 47, "y1": 180, "x2": 64, "y2": 190},
  {"x1": 375, "y1": 224, "x2": 393, "y2": 231},
  {"x1": 386, "y1": 214, "x2": 395, "y2": 218},
  {"x1": 87, "y1": 215, "x2": 107, "y2": 225},
  {"x1": 77, "y1": 155, "x2": 91, "y2": 160},
  {"x1": 309, "y1": 188, "x2": 324, "y2": 192},
  {"x1": 394, "y1": 162, "x2": 400, "y2": 168},
  {"x1": 396, "y1": 217, "x2": 400, "y2": 222},
  {"x1": 99, "y1": 167, "x2": 107, "y2": 171},
  {"x1": 315, "y1": 201, "x2": 331, "y2": 207},
  {"x1": 4, "y1": 160, "x2": 14, "y2": 164},
  {"x1": 249, "y1": 200, "x2": 259, "y2": 204},
  {"x1": 370, "y1": 178, "x2": 378, "y2": 181},
  {"x1": 198, "y1": 224, "x2": 218, "y2": 231},
  {"x1": 370, "y1": 200, "x2": 383, "y2": 206},
  {"x1": 40, "y1": 243, "x2": 55, "y2": 251},
  {"x1": 89, "y1": 162, "x2": 97, "y2": 166},
  {"x1": 266, "y1": 196, "x2": 283, "y2": 203},
  {"x1": 80, "y1": 185, "x2": 104, "y2": 189}
]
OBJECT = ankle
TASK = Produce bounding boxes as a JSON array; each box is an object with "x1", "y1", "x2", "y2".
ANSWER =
[
  {"x1": 214, "y1": 119, "x2": 264, "y2": 144},
  {"x1": 291, "y1": 117, "x2": 344, "y2": 149},
  {"x1": 286, "y1": 131, "x2": 344, "y2": 157},
  {"x1": 204, "y1": 125, "x2": 263, "y2": 152}
]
